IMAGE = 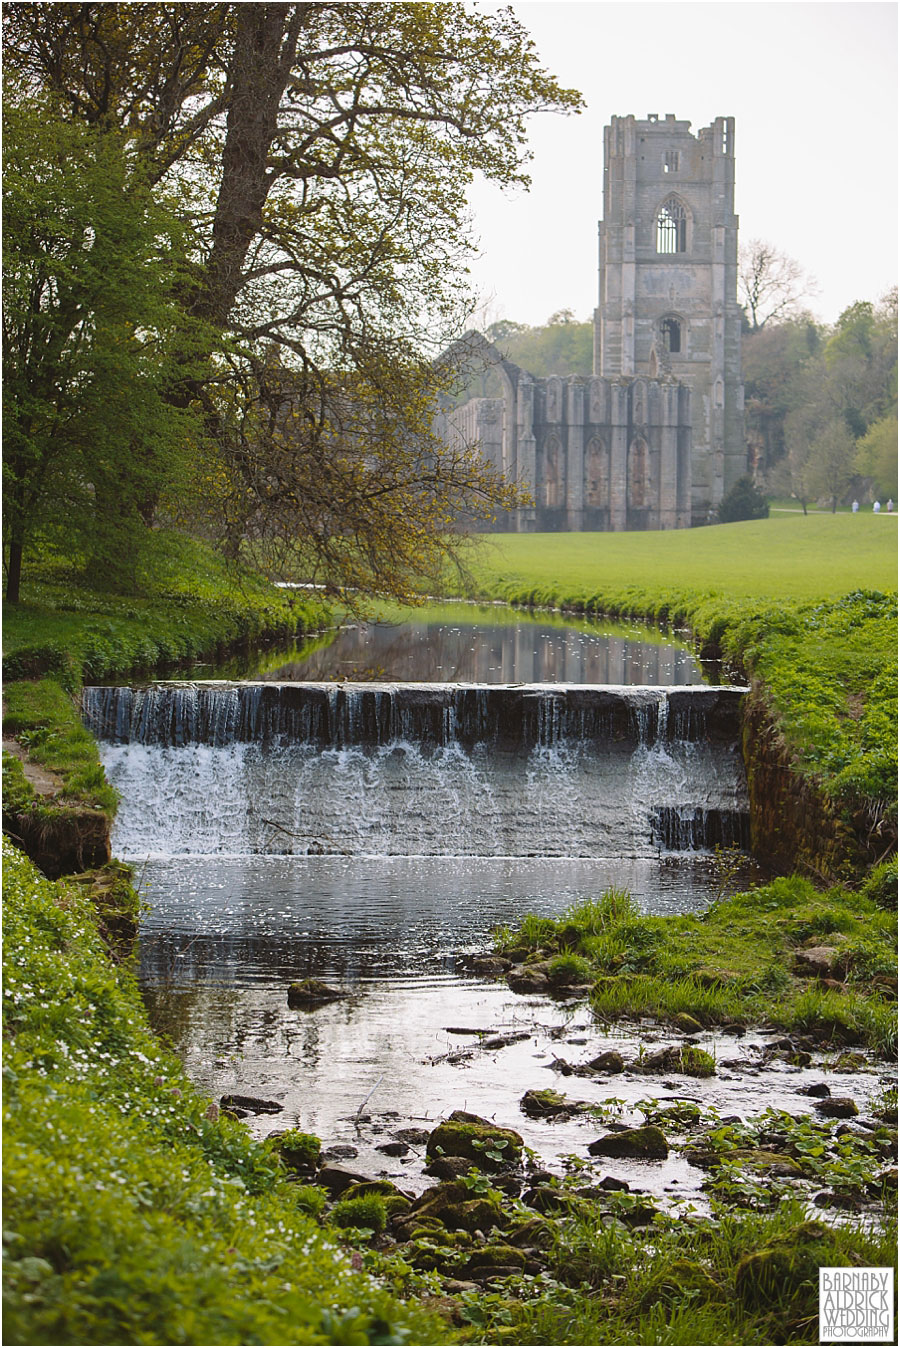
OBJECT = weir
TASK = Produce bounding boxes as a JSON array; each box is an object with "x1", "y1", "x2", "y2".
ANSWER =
[{"x1": 84, "y1": 682, "x2": 750, "y2": 860}]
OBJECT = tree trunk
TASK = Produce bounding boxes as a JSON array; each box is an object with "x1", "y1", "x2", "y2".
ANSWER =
[
  {"x1": 6, "y1": 535, "x2": 24, "y2": 605},
  {"x1": 197, "y1": 5, "x2": 303, "y2": 325}
]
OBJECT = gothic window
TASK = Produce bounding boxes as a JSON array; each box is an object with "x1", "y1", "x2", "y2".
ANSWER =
[
  {"x1": 542, "y1": 436, "x2": 564, "y2": 508},
  {"x1": 663, "y1": 150, "x2": 679, "y2": 174},
  {"x1": 656, "y1": 197, "x2": 687, "y2": 254},
  {"x1": 585, "y1": 438, "x2": 608, "y2": 508},
  {"x1": 628, "y1": 437, "x2": 649, "y2": 510},
  {"x1": 661, "y1": 317, "x2": 682, "y2": 354}
]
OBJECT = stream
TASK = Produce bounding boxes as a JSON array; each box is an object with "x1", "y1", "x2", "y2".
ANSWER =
[{"x1": 85, "y1": 607, "x2": 889, "y2": 1208}]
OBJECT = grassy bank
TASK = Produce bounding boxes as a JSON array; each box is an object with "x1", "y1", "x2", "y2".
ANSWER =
[
  {"x1": 3, "y1": 534, "x2": 329, "y2": 690},
  {"x1": 494, "y1": 878, "x2": 898, "y2": 1057},
  {"x1": 461, "y1": 522, "x2": 898, "y2": 863}
]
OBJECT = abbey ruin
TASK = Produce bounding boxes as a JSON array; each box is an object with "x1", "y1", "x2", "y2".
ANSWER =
[{"x1": 444, "y1": 114, "x2": 746, "y2": 530}]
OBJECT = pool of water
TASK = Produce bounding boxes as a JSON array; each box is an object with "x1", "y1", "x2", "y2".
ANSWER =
[{"x1": 180, "y1": 603, "x2": 710, "y2": 685}]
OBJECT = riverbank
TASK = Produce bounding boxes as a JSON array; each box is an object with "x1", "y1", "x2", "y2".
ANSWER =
[
  {"x1": 462, "y1": 524, "x2": 897, "y2": 878},
  {"x1": 2, "y1": 536, "x2": 330, "y2": 873},
  {"x1": 3, "y1": 525, "x2": 897, "y2": 1345},
  {"x1": 5, "y1": 841, "x2": 896, "y2": 1345}
]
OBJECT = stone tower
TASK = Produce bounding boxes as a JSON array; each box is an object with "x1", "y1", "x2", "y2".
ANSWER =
[{"x1": 594, "y1": 114, "x2": 744, "y2": 519}]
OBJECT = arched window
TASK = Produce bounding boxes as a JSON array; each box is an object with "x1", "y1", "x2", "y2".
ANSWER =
[
  {"x1": 628, "y1": 437, "x2": 649, "y2": 510},
  {"x1": 661, "y1": 317, "x2": 682, "y2": 354},
  {"x1": 656, "y1": 197, "x2": 687, "y2": 254},
  {"x1": 542, "y1": 436, "x2": 564, "y2": 508},
  {"x1": 585, "y1": 438, "x2": 608, "y2": 508}
]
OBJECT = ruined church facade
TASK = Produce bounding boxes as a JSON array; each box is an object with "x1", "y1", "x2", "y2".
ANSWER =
[{"x1": 445, "y1": 114, "x2": 745, "y2": 530}]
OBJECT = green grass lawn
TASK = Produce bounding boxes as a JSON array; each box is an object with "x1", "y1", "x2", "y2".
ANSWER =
[{"x1": 464, "y1": 514, "x2": 897, "y2": 605}]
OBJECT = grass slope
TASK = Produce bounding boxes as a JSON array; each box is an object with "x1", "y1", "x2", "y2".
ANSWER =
[{"x1": 3, "y1": 534, "x2": 329, "y2": 689}]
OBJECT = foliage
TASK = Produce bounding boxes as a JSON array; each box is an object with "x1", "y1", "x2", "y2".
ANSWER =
[
  {"x1": 5, "y1": 3, "x2": 581, "y2": 605},
  {"x1": 495, "y1": 878, "x2": 897, "y2": 1055},
  {"x1": 330, "y1": 1195, "x2": 389, "y2": 1235},
  {"x1": 716, "y1": 476, "x2": 769, "y2": 523},
  {"x1": 2, "y1": 841, "x2": 441, "y2": 1346},
  {"x1": 855, "y1": 414, "x2": 898, "y2": 501},
  {"x1": 2, "y1": 753, "x2": 35, "y2": 816},
  {"x1": 1, "y1": 95, "x2": 208, "y2": 603}
]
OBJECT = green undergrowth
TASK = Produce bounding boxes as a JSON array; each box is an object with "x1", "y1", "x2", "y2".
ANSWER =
[
  {"x1": 495, "y1": 883, "x2": 898, "y2": 1056},
  {"x1": 3, "y1": 680, "x2": 117, "y2": 816},
  {"x1": 463, "y1": 530, "x2": 897, "y2": 845},
  {"x1": 1, "y1": 841, "x2": 441, "y2": 1346},
  {"x1": 453, "y1": 1200, "x2": 895, "y2": 1346},
  {"x1": 3, "y1": 533, "x2": 329, "y2": 689}
]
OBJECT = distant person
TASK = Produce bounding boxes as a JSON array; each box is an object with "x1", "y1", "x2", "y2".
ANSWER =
[
  {"x1": 852, "y1": 499, "x2": 859, "y2": 513},
  {"x1": 873, "y1": 500, "x2": 881, "y2": 513},
  {"x1": 888, "y1": 499, "x2": 894, "y2": 513}
]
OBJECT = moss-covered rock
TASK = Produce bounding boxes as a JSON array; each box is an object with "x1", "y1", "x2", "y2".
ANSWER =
[
  {"x1": 588, "y1": 1126, "x2": 669, "y2": 1160},
  {"x1": 426, "y1": 1116, "x2": 523, "y2": 1170},
  {"x1": 271, "y1": 1129, "x2": 322, "y2": 1171},
  {"x1": 637, "y1": 1258, "x2": 724, "y2": 1309},
  {"x1": 286, "y1": 978, "x2": 343, "y2": 1006},
  {"x1": 462, "y1": 1244, "x2": 526, "y2": 1275},
  {"x1": 734, "y1": 1222, "x2": 831, "y2": 1311}
]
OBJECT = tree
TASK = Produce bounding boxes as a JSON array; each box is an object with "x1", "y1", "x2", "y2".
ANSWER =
[
  {"x1": 4, "y1": 3, "x2": 581, "y2": 598},
  {"x1": 2, "y1": 96, "x2": 206, "y2": 602},
  {"x1": 855, "y1": 414, "x2": 899, "y2": 500},
  {"x1": 742, "y1": 314, "x2": 823, "y2": 474},
  {"x1": 807, "y1": 419, "x2": 857, "y2": 513},
  {"x1": 738, "y1": 238, "x2": 818, "y2": 332},
  {"x1": 716, "y1": 476, "x2": 769, "y2": 523}
]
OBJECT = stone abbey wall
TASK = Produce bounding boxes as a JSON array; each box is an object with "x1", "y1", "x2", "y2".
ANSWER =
[
  {"x1": 444, "y1": 360, "x2": 692, "y2": 532},
  {"x1": 444, "y1": 113, "x2": 746, "y2": 532}
]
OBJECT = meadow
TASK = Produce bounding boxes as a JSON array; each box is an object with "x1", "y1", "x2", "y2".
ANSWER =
[{"x1": 462, "y1": 514, "x2": 897, "y2": 606}]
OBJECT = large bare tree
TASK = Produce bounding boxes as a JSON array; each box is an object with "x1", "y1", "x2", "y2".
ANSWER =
[{"x1": 738, "y1": 238, "x2": 818, "y2": 332}]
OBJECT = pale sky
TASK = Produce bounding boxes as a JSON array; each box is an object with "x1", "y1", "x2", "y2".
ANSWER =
[{"x1": 465, "y1": 0, "x2": 898, "y2": 329}]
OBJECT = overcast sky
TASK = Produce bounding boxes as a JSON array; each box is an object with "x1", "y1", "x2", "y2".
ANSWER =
[{"x1": 464, "y1": 0, "x2": 897, "y2": 330}]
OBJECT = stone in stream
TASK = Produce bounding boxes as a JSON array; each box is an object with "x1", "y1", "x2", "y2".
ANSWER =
[
  {"x1": 316, "y1": 1165, "x2": 379, "y2": 1196},
  {"x1": 287, "y1": 978, "x2": 344, "y2": 1006},
  {"x1": 588, "y1": 1126, "x2": 670, "y2": 1160},
  {"x1": 425, "y1": 1112, "x2": 523, "y2": 1171},
  {"x1": 219, "y1": 1093, "x2": 283, "y2": 1115},
  {"x1": 584, "y1": 1049, "x2": 625, "y2": 1075},
  {"x1": 815, "y1": 1096, "x2": 859, "y2": 1119},
  {"x1": 520, "y1": 1088, "x2": 586, "y2": 1120},
  {"x1": 798, "y1": 1082, "x2": 831, "y2": 1098}
]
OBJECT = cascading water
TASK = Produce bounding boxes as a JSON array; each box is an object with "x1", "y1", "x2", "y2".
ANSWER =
[
  {"x1": 83, "y1": 681, "x2": 750, "y2": 859},
  {"x1": 80, "y1": 671, "x2": 770, "y2": 1183}
]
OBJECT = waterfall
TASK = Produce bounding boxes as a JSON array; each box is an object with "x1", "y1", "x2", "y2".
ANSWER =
[{"x1": 83, "y1": 682, "x2": 750, "y2": 860}]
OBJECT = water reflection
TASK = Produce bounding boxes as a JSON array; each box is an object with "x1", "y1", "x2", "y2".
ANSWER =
[
  {"x1": 254, "y1": 617, "x2": 704, "y2": 684},
  {"x1": 177, "y1": 604, "x2": 707, "y2": 685}
]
